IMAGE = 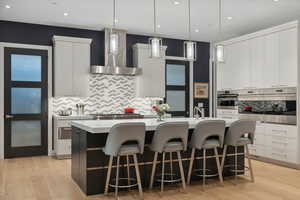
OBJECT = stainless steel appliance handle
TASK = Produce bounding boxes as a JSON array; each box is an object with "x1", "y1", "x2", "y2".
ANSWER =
[{"x1": 5, "y1": 115, "x2": 14, "y2": 119}]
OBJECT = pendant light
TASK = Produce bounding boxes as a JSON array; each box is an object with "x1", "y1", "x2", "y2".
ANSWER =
[
  {"x1": 109, "y1": 0, "x2": 119, "y2": 55},
  {"x1": 149, "y1": 0, "x2": 163, "y2": 58},
  {"x1": 184, "y1": 0, "x2": 197, "y2": 61},
  {"x1": 216, "y1": 0, "x2": 225, "y2": 63}
]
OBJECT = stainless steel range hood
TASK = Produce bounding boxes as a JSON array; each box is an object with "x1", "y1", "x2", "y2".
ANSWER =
[{"x1": 91, "y1": 28, "x2": 142, "y2": 76}]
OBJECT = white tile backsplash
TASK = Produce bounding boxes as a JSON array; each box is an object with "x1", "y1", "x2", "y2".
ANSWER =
[{"x1": 51, "y1": 74, "x2": 161, "y2": 115}]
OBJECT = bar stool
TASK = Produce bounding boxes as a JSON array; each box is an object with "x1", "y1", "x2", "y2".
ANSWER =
[
  {"x1": 103, "y1": 122, "x2": 146, "y2": 199},
  {"x1": 220, "y1": 119, "x2": 256, "y2": 182},
  {"x1": 187, "y1": 120, "x2": 226, "y2": 187},
  {"x1": 149, "y1": 122, "x2": 189, "y2": 192}
]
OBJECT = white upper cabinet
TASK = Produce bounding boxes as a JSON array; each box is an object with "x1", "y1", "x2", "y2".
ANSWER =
[
  {"x1": 53, "y1": 36, "x2": 92, "y2": 97},
  {"x1": 264, "y1": 32, "x2": 279, "y2": 88},
  {"x1": 133, "y1": 43, "x2": 167, "y2": 98},
  {"x1": 278, "y1": 28, "x2": 298, "y2": 87},
  {"x1": 217, "y1": 21, "x2": 298, "y2": 90},
  {"x1": 237, "y1": 40, "x2": 251, "y2": 89},
  {"x1": 217, "y1": 40, "x2": 251, "y2": 90},
  {"x1": 250, "y1": 36, "x2": 265, "y2": 88}
]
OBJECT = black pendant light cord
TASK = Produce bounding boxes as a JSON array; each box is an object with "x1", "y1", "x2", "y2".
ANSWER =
[
  {"x1": 218, "y1": 0, "x2": 222, "y2": 40},
  {"x1": 188, "y1": 0, "x2": 191, "y2": 41},
  {"x1": 154, "y1": 0, "x2": 157, "y2": 35},
  {"x1": 113, "y1": 0, "x2": 116, "y2": 28}
]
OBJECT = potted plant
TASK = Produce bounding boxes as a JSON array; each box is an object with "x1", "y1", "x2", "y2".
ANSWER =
[{"x1": 152, "y1": 103, "x2": 170, "y2": 121}]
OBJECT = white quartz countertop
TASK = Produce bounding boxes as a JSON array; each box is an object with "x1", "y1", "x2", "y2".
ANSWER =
[
  {"x1": 71, "y1": 117, "x2": 237, "y2": 134},
  {"x1": 53, "y1": 114, "x2": 94, "y2": 120}
]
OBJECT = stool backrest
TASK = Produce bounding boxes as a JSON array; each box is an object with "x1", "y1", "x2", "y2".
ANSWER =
[
  {"x1": 104, "y1": 122, "x2": 146, "y2": 156},
  {"x1": 190, "y1": 120, "x2": 226, "y2": 149},
  {"x1": 150, "y1": 122, "x2": 189, "y2": 153},
  {"x1": 225, "y1": 119, "x2": 256, "y2": 146}
]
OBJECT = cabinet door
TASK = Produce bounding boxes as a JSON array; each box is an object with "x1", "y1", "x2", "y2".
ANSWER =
[
  {"x1": 264, "y1": 33, "x2": 279, "y2": 88},
  {"x1": 279, "y1": 28, "x2": 297, "y2": 87},
  {"x1": 72, "y1": 43, "x2": 90, "y2": 97},
  {"x1": 54, "y1": 41, "x2": 73, "y2": 96},
  {"x1": 237, "y1": 40, "x2": 251, "y2": 89},
  {"x1": 217, "y1": 55, "x2": 225, "y2": 91},
  {"x1": 222, "y1": 44, "x2": 236, "y2": 90},
  {"x1": 250, "y1": 37, "x2": 265, "y2": 88}
]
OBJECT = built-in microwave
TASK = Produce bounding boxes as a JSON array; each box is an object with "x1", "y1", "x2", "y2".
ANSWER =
[{"x1": 217, "y1": 90, "x2": 239, "y2": 110}]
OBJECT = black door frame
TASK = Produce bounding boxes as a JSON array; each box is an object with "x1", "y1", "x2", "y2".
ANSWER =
[
  {"x1": 4, "y1": 47, "x2": 48, "y2": 158},
  {"x1": 165, "y1": 60, "x2": 190, "y2": 117}
]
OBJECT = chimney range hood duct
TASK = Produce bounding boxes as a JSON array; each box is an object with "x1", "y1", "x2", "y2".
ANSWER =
[{"x1": 91, "y1": 28, "x2": 142, "y2": 76}]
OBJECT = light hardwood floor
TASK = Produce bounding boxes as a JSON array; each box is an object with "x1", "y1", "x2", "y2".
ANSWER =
[{"x1": 1, "y1": 156, "x2": 300, "y2": 200}]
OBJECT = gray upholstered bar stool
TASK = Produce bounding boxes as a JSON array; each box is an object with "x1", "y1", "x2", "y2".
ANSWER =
[
  {"x1": 187, "y1": 120, "x2": 225, "y2": 187},
  {"x1": 220, "y1": 119, "x2": 256, "y2": 182},
  {"x1": 103, "y1": 122, "x2": 146, "y2": 199},
  {"x1": 149, "y1": 122, "x2": 189, "y2": 192}
]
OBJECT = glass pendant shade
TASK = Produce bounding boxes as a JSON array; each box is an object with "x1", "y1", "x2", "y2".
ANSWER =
[
  {"x1": 184, "y1": 41, "x2": 197, "y2": 61},
  {"x1": 216, "y1": 44, "x2": 225, "y2": 63},
  {"x1": 149, "y1": 37, "x2": 162, "y2": 58},
  {"x1": 109, "y1": 31, "x2": 119, "y2": 55}
]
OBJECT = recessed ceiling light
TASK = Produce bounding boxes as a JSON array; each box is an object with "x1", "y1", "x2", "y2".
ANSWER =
[
  {"x1": 157, "y1": 24, "x2": 161, "y2": 28},
  {"x1": 114, "y1": 19, "x2": 118, "y2": 23},
  {"x1": 227, "y1": 16, "x2": 233, "y2": 20},
  {"x1": 5, "y1": 5, "x2": 11, "y2": 9},
  {"x1": 174, "y1": 1, "x2": 180, "y2": 5},
  {"x1": 273, "y1": 0, "x2": 279, "y2": 2},
  {"x1": 195, "y1": 29, "x2": 199, "y2": 33},
  {"x1": 63, "y1": 12, "x2": 69, "y2": 16}
]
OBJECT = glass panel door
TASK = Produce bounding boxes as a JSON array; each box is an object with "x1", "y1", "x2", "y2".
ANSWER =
[
  {"x1": 4, "y1": 48, "x2": 48, "y2": 158},
  {"x1": 165, "y1": 60, "x2": 189, "y2": 117}
]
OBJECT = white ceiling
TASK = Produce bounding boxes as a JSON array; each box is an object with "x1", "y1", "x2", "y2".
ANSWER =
[{"x1": 1, "y1": 0, "x2": 300, "y2": 42}]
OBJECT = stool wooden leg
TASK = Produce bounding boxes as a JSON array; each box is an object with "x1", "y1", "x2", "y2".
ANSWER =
[
  {"x1": 161, "y1": 152, "x2": 166, "y2": 193},
  {"x1": 170, "y1": 152, "x2": 173, "y2": 182},
  {"x1": 203, "y1": 149, "x2": 206, "y2": 189},
  {"x1": 126, "y1": 155, "x2": 131, "y2": 187},
  {"x1": 187, "y1": 148, "x2": 195, "y2": 184},
  {"x1": 115, "y1": 156, "x2": 120, "y2": 199},
  {"x1": 149, "y1": 152, "x2": 158, "y2": 189},
  {"x1": 234, "y1": 146, "x2": 238, "y2": 183},
  {"x1": 246, "y1": 145, "x2": 255, "y2": 182},
  {"x1": 177, "y1": 151, "x2": 186, "y2": 191},
  {"x1": 221, "y1": 145, "x2": 227, "y2": 171},
  {"x1": 133, "y1": 154, "x2": 143, "y2": 199},
  {"x1": 104, "y1": 156, "x2": 113, "y2": 195},
  {"x1": 214, "y1": 147, "x2": 223, "y2": 184}
]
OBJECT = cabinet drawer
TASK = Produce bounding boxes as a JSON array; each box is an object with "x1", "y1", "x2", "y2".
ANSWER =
[
  {"x1": 248, "y1": 145, "x2": 266, "y2": 157},
  {"x1": 218, "y1": 113, "x2": 239, "y2": 119},
  {"x1": 255, "y1": 125, "x2": 265, "y2": 135},
  {"x1": 253, "y1": 134, "x2": 265, "y2": 146},
  {"x1": 217, "y1": 109, "x2": 238, "y2": 115},
  {"x1": 265, "y1": 124, "x2": 297, "y2": 139},
  {"x1": 266, "y1": 147, "x2": 298, "y2": 164},
  {"x1": 57, "y1": 120, "x2": 72, "y2": 127},
  {"x1": 269, "y1": 128, "x2": 288, "y2": 137}
]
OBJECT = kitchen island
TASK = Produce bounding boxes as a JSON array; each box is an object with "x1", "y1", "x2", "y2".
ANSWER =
[{"x1": 71, "y1": 118, "x2": 245, "y2": 195}]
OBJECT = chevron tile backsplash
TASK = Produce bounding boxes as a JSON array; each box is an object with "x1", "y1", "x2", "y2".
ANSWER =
[{"x1": 51, "y1": 74, "x2": 161, "y2": 115}]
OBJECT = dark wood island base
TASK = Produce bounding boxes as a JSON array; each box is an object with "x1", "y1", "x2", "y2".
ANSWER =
[{"x1": 72, "y1": 127, "x2": 245, "y2": 196}]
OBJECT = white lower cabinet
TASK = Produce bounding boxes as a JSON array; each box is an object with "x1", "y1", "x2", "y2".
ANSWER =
[{"x1": 250, "y1": 123, "x2": 299, "y2": 164}]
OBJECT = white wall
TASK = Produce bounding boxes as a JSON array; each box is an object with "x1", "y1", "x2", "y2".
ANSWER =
[{"x1": 0, "y1": 43, "x2": 52, "y2": 159}]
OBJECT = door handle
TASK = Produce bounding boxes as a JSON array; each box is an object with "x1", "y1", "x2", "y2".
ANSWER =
[{"x1": 5, "y1": 115, "x2": 14, "y2": 119}]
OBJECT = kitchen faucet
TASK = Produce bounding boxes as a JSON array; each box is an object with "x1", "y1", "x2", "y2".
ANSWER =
[{"x1": 194, "y1": 105, "x2": 205, "y2": 119}]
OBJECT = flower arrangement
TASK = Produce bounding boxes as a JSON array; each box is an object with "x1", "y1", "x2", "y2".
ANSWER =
[{"x1": 152, "y1": 103, "x2": 170, "y2": 121}]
